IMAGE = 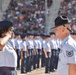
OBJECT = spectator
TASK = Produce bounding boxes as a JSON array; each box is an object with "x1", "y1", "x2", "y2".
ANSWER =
[
  {"x1": 58, "y1": 0, "x2": 76, "y2": 32},
  {"x1": 2, "y1": 0, "x2": 53, "y2": 34}
]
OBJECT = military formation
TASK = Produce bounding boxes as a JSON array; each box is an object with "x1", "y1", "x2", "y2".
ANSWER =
[
  {"x1": 12, "y1": 31, "x2": 62, "y2": 74},
  {"x1": 13, "y1": 29, "x2": 76, "y2": 74},
  {"x1": 0, "y1": 16, "x2": 76, "y2": 75}
]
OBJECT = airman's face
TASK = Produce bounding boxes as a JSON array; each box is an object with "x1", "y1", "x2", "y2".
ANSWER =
[
  {"x1": 74, "y1": 35, "x2": 76, "y2": 39},
  {"x1": 8, "y1": 27, "x2": 14, "y2": 32},
  {"x1": 8, "y1": 27, "x2": 14, "y2": 38},
  {"x1": 54, "y1": 26, "x2": 63, "y2": 39},
  {"x1": 1, "y1": 27, "x2": 14, "y2": 37},
  {"x1": 50, "y1": 34, "x2": 56, "y2": 39},
  {"x1": 29, "y1": 36, "x2": 34, "y2": 39},
  {"x1": 1, "y1": 32, "x2": 7, "y2": 37},
  {"x1": 45, "y1": 37, "x2": 50, "y2": 41}
]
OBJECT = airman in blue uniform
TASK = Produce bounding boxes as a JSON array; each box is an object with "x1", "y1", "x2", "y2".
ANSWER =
[
  {"x1": 26, "y1": 33, "x2": 36, "y2": 72},
  {"x1": 20, "y1": 34, "x2": 27, "y2": 73},
  {"x1": 43, "y1": 35, "x2": 51, "y2": 73},
  {"x1": 51, "y1": 15, "x2": 76, "y2": 75},
  {"x1": 34, "y1": 34, "x2": 42, "y2": 68},
  {"x1": 0, "y1": 21, "x2": 17, "y2": 75},
  {"x1": 15, "y1": 33, "x2": 22, "y2": 70}
]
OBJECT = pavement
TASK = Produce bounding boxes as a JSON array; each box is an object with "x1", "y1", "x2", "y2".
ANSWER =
[{"x1": 17, "y1": 68, "x2": 57, "y2": 75}]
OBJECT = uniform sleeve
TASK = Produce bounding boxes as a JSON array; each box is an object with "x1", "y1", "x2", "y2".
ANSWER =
[
  {"x1": 20, "y1": 42, "x2": 23, "y2": 50},
  {"x1": 65, "y1": 49, "x2": 76, "y2": 64},
  {"x1": 15, "y1": 39, "x2": 18, "y2": 47},
  {"x1": 33, "y1": 40, "x2": 36, "y2": 47},
  {"x1": 50, "y1": 40, "x2": 52, "y2": 47},
  {"x1": 12, "y1": 40, "x2": 15, "y2": 49},
  {"x1": 12, "y1": 39, "x2": 15, "y2": 49},
  {"x1": 34, "y1": 41, "x2": 36, "y2": 47},
  {"x1": 43, "y1": 42, "x2": 46, "y2": 49},
  {"x1": 42, "y1": 41, "x2": 45, "y2": 48},
  {"x1": 26, "y1": 40, "x2": 29, "y2": 46}
]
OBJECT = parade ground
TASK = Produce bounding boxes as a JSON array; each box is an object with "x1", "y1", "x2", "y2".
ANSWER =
[{"x1": 17, "y1": 68, "x2": 57, "y2": 75}]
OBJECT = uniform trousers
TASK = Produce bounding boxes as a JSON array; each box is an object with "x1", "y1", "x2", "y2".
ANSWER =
[
  {"x1": 26, "y1": 49, "x2": 34, "y2": 72},
  {"x1": 36, "y1": 49, "x2": 41, "y2": 68},
  {"x1": 50, "y1": 49, "x2": 59, "y2": 71},
  {"x1": 41, "y1": 48, "x2": 45, "y2": 67},
  {"x1": 50, "y1": 49, "x2": 56, "y2": 71},
  {"x1": 21, "y1": 51, "x2": 27, "y2": 73},
  {"x1": 16, "y1": 49, "x2": 21, "y2": 69},
  {"x1": 0, "y1": 67, "x2": 17, "y2": 75},
  {"x1": 45, "y1": 52, "x2": 51, "y2": 73},
  {"x1": 54, "y1": 50, "x2": 59, "y2": 69}
]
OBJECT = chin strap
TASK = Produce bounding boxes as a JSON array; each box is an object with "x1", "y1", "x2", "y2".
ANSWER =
[{"x1": 63, "y1": 25, "x2": 72, "y2": 32}]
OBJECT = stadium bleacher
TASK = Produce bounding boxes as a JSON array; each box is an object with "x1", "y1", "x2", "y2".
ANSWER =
[
  {"x1": 58, "y1": 0, "x2": 76, "y2": 32},
  {"x1": 2, "y1": 0, "x2": 53, "y2": 34}
]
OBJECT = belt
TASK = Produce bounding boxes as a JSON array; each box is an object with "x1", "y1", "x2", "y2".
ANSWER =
[
  {"x1": 28, "y1": 49, "x2": 33, "y2": 50},
  {"x1": 0, "y1": 67, "x2": 15, "y2": 70},
  {"x1": 16, "y1": 49, "x2": 20, "y2": 50}
]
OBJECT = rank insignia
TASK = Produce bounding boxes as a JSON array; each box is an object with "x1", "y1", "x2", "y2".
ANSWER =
[{"x1": 66, "y1": 50, "x2": 74, "y2": 57}]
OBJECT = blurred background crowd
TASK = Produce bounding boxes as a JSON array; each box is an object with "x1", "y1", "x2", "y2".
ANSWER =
[
  {"x1": 58, "y1": 0, "x2": 76, "y2": 32},
  {"x1": 2, "y1": 0, "x2": 53, "y2": 34},
  {"x1": 1, "y1": 0, "x2": 76, "y2": 33}
]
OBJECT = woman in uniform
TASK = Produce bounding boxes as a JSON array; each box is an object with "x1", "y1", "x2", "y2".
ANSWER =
[{"x1": 0, "y1": 20, "x2": 17, "y2": 75}]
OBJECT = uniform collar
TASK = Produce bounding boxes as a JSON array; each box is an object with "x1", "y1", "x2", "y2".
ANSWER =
[{"x1": 60, "y1": 35, "x2": 71, "y2": 48}]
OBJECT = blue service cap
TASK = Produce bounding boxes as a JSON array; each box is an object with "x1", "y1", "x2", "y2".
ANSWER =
[
  {"x1": 34, "y1": 33, "x2": 40, "y2": 36},
  {"x1": 40, "y1": 34, "x2": 50, "y2": 37},
  {"x1": 0, "y1": 20, "x2": 13, "y2": 28},
  {"x1": 70, "y1": 32, "x2": 76, "y2": 35},
  {"x1": 27, "y1": 33, "x2": 34, "y2": 36},
  {"x1": 21, "y1": 34, "x2": 26, "y2": 38},
  {"x1": 15, "y1": 33, "x2": 20, "y2": 36},
  {"x1": 45, "y1": 34, "x2": 50, "y2": 37},
  {"x1": 49, "y1": 32, "x2": 55, "y2": 35},
  {"x1": 39, "y1": 34, "x2": 45, "y2": 37}
]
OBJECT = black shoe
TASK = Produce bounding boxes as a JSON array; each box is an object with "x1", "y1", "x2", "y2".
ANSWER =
[
  {"x1": 45, "y1": 72, "x2": 48, "y2": 73},
  {"x1": 50, "y1": 69, "x2": 55, "y2": 72},
  {"x1": 21, "y1": 71, "x2": 27, "y2": 74},
  {"x1": 17, "y1": 67, "x2": 20, "y2": 70},
  {"x1": 37, "y1": 66, "x2": 39, "y2": 68},
  {"x1": 28, "y1": 70, "x2": 31, "y2": 72},
  {"x1": 33, "y1": 67, "x2": 36, "y2": 70},
  {"x1": 45, "y1": 71, "x2": 50, "y2": 73},
  {"x1": 41, "y1": 65, "x2": 44, "y2": 67}
]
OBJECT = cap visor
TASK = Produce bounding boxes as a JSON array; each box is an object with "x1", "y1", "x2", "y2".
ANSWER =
[{"x1": 50, "y1": 26, "x2": 56, "y2": 29}]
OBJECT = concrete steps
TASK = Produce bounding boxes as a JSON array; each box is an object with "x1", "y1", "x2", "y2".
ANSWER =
[
  {"x1": 0, "y1": 0, "x2": 10, "y2": 20},
  {"x1": 2, "y1": 0, "x2": 10, "y2": 11}
]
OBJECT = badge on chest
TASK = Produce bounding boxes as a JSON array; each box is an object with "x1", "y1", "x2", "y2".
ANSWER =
[{"x1": 66, "y1": 50, "x2": 74, "y2": 57}]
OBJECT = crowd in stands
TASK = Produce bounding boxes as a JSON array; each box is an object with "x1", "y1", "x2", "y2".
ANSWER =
[
  {"x1": 2, "y1": 0, "x2": 53, "y2": 34},
  {"x1": 58, "y1": 0, "x2": 76, "y2": 32}
]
